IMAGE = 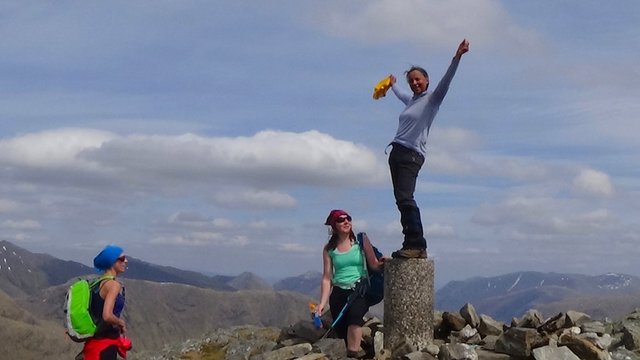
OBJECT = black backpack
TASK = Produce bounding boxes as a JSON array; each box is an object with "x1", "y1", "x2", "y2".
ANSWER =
[{"x1": 357, "y1": 232, "x2": 384, "y2": 306}]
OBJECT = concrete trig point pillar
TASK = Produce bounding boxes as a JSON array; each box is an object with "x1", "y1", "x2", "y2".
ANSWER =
[{"x1": 383, "y1": 257, "x2": 435, "y2": 352}]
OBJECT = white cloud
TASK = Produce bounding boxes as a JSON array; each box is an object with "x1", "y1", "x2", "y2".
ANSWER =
[
  {"x1": 0, "y1": 199, "x2": 19, "y2": 213},
  {"x1": 0, "y1": 129, "x2": 385, "y2": 193},
  {"x1": 425, "y1": 223, "x2": 455, "y2": 238},
  {"x1": 279, "y1": 243, "x2": 314, "y2": 254},
  {"x1": 148, "y1": 231, "x2": 248, "y2": 247},
  {"x1": 212, "y1": 190, "x2": 296, "y2": 209},
  {"x1": 573, "y1": 168, "x2": 614, "y2": 198},
  {"x1": 310, "y1": 0, "x2": 542, "y2": 52},
  {"x1": 0, "y1": 128, "x2": 114, "y2": 169},
  {"x1": 0, "y1": 219, "x2": 41, "y2": 231}
]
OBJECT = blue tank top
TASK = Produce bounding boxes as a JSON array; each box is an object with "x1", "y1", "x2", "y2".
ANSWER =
[{"x1": 89, "y1": 279, "x2": 126, "y2": 338}]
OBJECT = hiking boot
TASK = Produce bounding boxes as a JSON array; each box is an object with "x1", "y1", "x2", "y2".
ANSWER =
[
  {"x1": 391, "y1": 248, "x2": 427, "y2": 259},
  {"x1": 346, "y1": 349, "x2": 367, "y2": 359}
]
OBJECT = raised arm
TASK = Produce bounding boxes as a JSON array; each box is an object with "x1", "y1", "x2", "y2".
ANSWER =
[
  {"x1": 454, "y1": 39, "x2": 469, "y2": 61},
  {"x1": 430, "y1": 39, "x2": 469, "y2": 104}
]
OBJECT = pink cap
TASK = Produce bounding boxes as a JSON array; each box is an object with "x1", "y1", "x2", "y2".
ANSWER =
[{"x1": 324, "y1": 209, "x2": 349, "y2": 226}]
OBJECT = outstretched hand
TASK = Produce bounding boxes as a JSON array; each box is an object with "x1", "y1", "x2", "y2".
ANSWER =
[{"x1": 455, "y1": 39, "x2": 469, "y2": 60}]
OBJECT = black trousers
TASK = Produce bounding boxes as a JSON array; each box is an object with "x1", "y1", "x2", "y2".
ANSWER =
[
  {"x1": 388, "y1": 143, "x2": 427, "y2": 249},
  {"x1": 329, "y1": 286, "x2": 368, "y2": 341}
]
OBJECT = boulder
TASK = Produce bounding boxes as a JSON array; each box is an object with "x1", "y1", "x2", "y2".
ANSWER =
[
  {"x1": 311, "y1": 338, "x2": 346, "y2": 359},
  {"x1": 460, "y1": 303, "x2": 480, "y2": 328},
  {"x1": 622, "y1": 322, "x2": 640, "y2": 350},
  {"x1": 566, "y1": 311, "x2": 592, "y2": 327},
  {"x1": 474, "y1": 348, "x2": 513, "y2": 360},
  {"x1": 282, "y1": 321, "x2": 324, "y2": 343},
  {"x1": 478, "y1": 315, "x2": 503, "y2": 337},
  {"x1": 495, "y1": 327, "x2": 546, "y2": 357},
  {"x1": 401, "y1": 351, "x2": 437, "y2": 360},
  {"x1": 512, "y1": 309, "x2": 544, "y2": 328},
  {"x1": 250, "y1": 343, "x2": 312, "y2": 360},
  {"x1": 439, "y1": 343, "x2": 479, "y2": 360},
  {"x1": 532, "y1": 345, "x2": 580, "y2": 360},
  {"x1": 581, "y1": 321, "x2": 607, "y2": 335},
  {"x1": 559, "y1": 333, "x2": 611, "y2": 360},
  {"x1": 443, "y1": 312, "x2": 468, "y2": 332}
]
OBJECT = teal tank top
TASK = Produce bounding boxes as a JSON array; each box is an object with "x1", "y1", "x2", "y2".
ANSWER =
[{"x1": 329, "y1": 243, "x2": 366, "y2": 289}]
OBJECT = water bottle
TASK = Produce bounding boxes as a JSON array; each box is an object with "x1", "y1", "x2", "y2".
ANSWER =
[{"x1": 308, "y1": 303, "x2": 323, "y2": 329}]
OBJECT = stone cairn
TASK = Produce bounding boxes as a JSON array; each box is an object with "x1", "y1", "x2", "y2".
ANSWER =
[{"x1": 156, "y1": 305, "x2": 640, "y2": 360}]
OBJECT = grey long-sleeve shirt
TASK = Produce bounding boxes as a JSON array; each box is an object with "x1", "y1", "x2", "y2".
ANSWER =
[{"x1": 391, "y1": 57, "x2": 460, "y2": 157}]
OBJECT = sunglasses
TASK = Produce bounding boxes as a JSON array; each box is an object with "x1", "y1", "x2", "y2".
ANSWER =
[
  {"x1": 335, "y1": 215, "x2": 352, "y2": 223},
  {"x1": 117, "y1": 255, "x2": 127, "y2": 262}
]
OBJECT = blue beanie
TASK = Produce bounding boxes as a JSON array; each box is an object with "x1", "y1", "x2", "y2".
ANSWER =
[{"x1": 93, "y1": 245, "x2": 124, "y2": 272}]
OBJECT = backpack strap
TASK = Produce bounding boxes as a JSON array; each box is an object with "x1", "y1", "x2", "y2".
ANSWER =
[{"x1": 357, "y1": 233, "x2": 371, "y2": 287}]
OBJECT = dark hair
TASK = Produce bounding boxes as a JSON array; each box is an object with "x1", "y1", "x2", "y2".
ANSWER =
[
  {"x1": 324, "y1": 226, "x2": 356, "y2": 252},
  {"x1": 405, "y1": 66, "x2": 429, "y2": 81}
]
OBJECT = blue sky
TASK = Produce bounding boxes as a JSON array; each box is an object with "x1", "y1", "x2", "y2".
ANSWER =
[{"x1": 1, "y1": 1, "x2": 639, "y2": 287}]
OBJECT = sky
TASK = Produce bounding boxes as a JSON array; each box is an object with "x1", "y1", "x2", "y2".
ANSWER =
[{"x1": 1, "y1": 1, "x2": 639, "y2": 288}]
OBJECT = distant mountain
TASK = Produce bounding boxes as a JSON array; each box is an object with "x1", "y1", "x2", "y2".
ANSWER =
[
  {"x1": 225, "y1": 272, "x2": 272, "y2": 291},
  {"x1": 273, "y1": 270, "x2": 322, "y2": 298},
  {"x1": 19, "y1": 279, "x2": 313, "y2": 356},
  {"x1": 0, "y1": 240, "x2": 92, "y2": 298},
  {"x1": 122, "y1": 257, "x2": 235, "y2": 291},
  {"x1": 0, "y1": 288, "x2": 78, "y2": 359},
  {"x1": 0, "y1": 241, "x2": 237, "y2": 298},
  {"x1": 436, "y1": 271, "x2": 640, "y2": 321}
]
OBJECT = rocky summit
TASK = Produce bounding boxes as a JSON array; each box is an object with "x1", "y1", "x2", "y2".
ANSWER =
[{"x1": 151, "y1": 303, "x2": 640, "y2": 360}]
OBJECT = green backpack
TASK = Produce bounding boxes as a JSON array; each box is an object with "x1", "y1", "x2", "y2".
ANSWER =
[{"x1": 64, "y1": 275, "x2": 113, "y2": 342}]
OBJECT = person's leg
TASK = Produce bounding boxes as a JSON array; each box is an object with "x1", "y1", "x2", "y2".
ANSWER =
[
  {"x1": 346, "y1": 324, "x2": 363, "y2": 353},
  {"x1": 344, "y1": 296, "x2": 369, "y2": 356},
  {"x1": 389, "y1": 145, "x2": 426, "y2": 250},
  {"x1": 329, "y1": 287, "x2": 350, "y2": 340}
]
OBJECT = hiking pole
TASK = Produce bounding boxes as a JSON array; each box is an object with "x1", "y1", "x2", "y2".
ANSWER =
[
  {"x1": 320, "y1": 290, "x2": 359, "y2": 339},
  {"x1": 320, "y1": 300, "x2": 349, "y2": 339}
]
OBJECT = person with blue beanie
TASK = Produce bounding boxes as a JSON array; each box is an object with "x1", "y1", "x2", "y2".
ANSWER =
[
  {"x1": 384, "y1": 39, "x2": 470, "y2": 259},
  {"x1": 83, "y1": 244, "x2": 131, "y2": 360}
]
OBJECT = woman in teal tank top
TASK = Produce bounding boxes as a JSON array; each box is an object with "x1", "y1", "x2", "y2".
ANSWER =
[{"x1": 316, "y1": 209, "x2": 385, "y2": 358}]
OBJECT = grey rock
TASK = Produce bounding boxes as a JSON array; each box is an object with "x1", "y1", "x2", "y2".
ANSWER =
[
  {"x1": 439, "y1": 343, "x2": 479, "y2": 360},
  {"x1": 478, "y1": 315, "x2": 503, "y2": 337},
  {"x1": 283, "y1": 321, "x2": 324, "y2": 343},
  {"x1": 424, "y1": 343, "x2": 440, "y2": 356},
  {"x1": 295, "y1": 354, "x2": 329, "y2": 360},
  {"x1": 610, "y1": 347, "x2": 640, "y2": 360},
  {"x1": 460, "y1": 303, "x2": 480, "y2": 328},
  {"x1": 401, "y1": 351, "x2": 436, "y2": 360},
  {"x1": 443, "y1": 312, "x2": 468, "y2": 332},
  {"x1": 532, "y1": 345, "x2": 580, "y2": 360},
  {"x1": 374, "y1": 349, "x2": 392, "y2": 360},
  {"x1": 390, "y1": 337, "x2": 418, "y2": 359},
  {"x1": 374, "y1": 331, "x2": 384, "y2": 355},
  {"x1": 566, "y1": 310, "x2": 592, "y2": 327},
  {"x1": 512, "y1": 309, "x2": 544, "y2": 328},
  {"x1": 311, "y1": 338, "x2": 346, "y2": 359},
  {"x1": 474, "y1": 348, "x2": 513, "y2": 360},
  {"x1": 251, "y1": 343, "x2": 312, "y2": 360},
  {"x1": 495, "y1": 327, "x2": 546, "y2": 357},
  {"x1": 559, "y1": 333, "x2": 612, "y2": 360},
  {"x1": 450, "y1": 325, "x2": 480, "y2": 344},
  {"x1": 480, "y1": 335, "x2": 499, "y2": 351},
  {"x1": 538, "y1": 313, "x2": 567, "y2": 335},
  {"x1": 622, "y1": 322, "x2": 640, "y2": 350},
  {"x1": 582, "y1": 321, "x2": 607, "y2": 335}
]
